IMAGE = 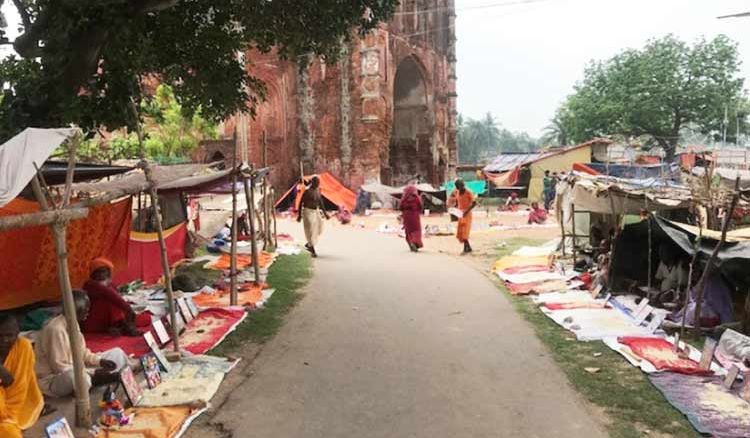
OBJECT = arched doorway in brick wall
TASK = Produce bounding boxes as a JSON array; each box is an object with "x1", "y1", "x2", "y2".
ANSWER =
[{"x1": 382, "y1": 56, "x2": 435, "y2": 186}]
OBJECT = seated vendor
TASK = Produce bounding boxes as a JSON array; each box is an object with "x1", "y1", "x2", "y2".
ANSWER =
[
  {"x1": 527, "y1": 202, "x2": 548, "y2": 224},
  {"x1": 0, "y1": 313, "x2": 43, "y2": 438},
  {"x1": 82, "y1": 257, "x2": 140, "y2": 337},
  {"x1": 504, "y1": 192, "x2": 521, "y2": 211},
  {"x1": 655, "y1": 244, "x2": 688, "y2": 293},
  {"x1": 35, "y1": 290, "x2": 130, "y2": 398}
]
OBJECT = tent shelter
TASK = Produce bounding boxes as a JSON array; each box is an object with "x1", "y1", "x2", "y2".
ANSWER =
[
  {"x1": 275, "y1": 172, "x2": 357, "y2": 212},
  {"x1": 611, "y1": 216, "x2": 750, "y2": 292}
]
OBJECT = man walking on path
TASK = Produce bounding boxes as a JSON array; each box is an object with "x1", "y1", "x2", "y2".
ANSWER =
[
  {"x1": 297, "y1": 176, "x2": 330, "y2": 258},
  {"x1": 449, "y1": 179, "x2": 477, "y2": 254}
]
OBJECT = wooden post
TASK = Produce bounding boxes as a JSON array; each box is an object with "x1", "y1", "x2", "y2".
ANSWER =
[
  {"x1": 692, "y1": 176, "x2": 741, "y2": 335},
  {"x1": 262, "y1": 131, "x2": 272, "y2": 249},
  {"x1": 680, "y1": 218, "x2": 703, "y2": 339},
  {"x1": 129, "y1": 99, "x2": 181, "y2": 353},
  {"x1": 271, "y1": 187, "x2": 278, "y2": 248},
  {"x1": 242, "y1": 173, "x2": 261, "y2": 285},
  {"x1": 571, "y1": 203, "x2": 577, "y2": 265},
  {"x1": 647, "y1": 206, "x2": 653, "y2": 296},
  {"x1": 559, "y1": 202, "x2": 566, "y2": 257},
  {"x1": 229, "y1": 143, "x2": 239, "y2": 306}
]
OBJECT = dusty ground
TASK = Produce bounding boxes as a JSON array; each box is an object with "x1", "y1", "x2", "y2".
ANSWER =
[{"x1": 188, "y1": 216, "x2": 607, "y2": 438}]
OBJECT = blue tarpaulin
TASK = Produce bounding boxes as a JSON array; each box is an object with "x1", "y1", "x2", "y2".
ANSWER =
[
  {"x1": 585, "y1": 162, "x2": 680, "y2": 180},
  {"x1": 443, "y1": 180, "x2": 487, "y2": 195}
]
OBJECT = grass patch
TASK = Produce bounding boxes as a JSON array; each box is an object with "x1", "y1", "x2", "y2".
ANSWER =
[
  {"x1": 492, "y1": 238, "x2": 698, "y2": 438},
  {"x1": 210, "y1": 253, "x2": 312, "y2": 356}
]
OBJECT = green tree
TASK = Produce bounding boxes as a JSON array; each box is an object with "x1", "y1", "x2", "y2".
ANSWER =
[
  {"x1": 457, "y1": 112, "x2": 539, "y2": 163},
  {"x1": 0, "y1": 1, "x2": 397, "y2": 141},
  {"x1": 541, "y1": 112, "x2": 569, "y2": 146},
  {"x1": 557, "y1": 35, "x2": 747, "y2": 160}
]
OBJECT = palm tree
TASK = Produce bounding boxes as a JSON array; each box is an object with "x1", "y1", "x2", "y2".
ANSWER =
[{"x1": 542, "y1": 115, "x2": 569, "y2": 146}]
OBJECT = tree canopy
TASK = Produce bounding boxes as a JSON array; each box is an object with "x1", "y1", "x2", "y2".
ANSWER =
[
  {"x1": 457, "y1": 113, "x2": 539, "y2": 164},
  {"x1": 0, "y1": 0, "x2": 397, "y2": 141},
  {"x1": 555, "y1": 34, "x2": 748, "y2": 160}
]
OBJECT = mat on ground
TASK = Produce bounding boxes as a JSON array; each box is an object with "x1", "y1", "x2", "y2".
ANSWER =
[{"x1": 140, "y1": 355, "x2": 239, "y2": 407}]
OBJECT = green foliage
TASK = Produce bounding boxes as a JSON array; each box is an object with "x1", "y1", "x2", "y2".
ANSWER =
[
  {"x1": 0, "y1": 0, "x2": 397, "y2": 141},
  {"x1": 556, "y1": 35, "x2": 748, "y2": 160},
  {"x1": 457, "y1": 112, "x2": 539, "y2": 164}
]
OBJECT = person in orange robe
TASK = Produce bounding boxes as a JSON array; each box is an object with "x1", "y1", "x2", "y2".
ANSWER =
[
  {"x1": 82, "y1": 257, "x2": 141, "y2": 337},
  {"x1": 449, "y1": 179, "x2": 477, "y2": 254},
  {"x1": 0, "y1": 313, "x2": 43, "y2": 438}
]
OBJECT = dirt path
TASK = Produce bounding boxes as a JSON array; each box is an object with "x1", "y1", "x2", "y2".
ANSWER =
[{"x1": 196, "y1": 220, "x2": 608, "y2": 438}]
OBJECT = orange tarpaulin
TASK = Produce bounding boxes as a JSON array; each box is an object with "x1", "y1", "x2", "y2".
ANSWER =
[
  {"x1": 0, "y1": 198, "x2": 131, "y2": 310},
  {"x1": 275, "y1": 172, "x2": 356, "y2": 211},
  {"x1": 207, "y1": 252, "x2": 275, "y2": 270},
  {"x1": 192, "y1": 282, "x2": 269, "y2": 308}
]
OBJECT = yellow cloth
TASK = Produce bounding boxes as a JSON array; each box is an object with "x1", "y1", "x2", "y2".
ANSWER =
[
  {"x1": 492, "y1": 255, "x2": 551, "y2": 272},
  {"x1": 0, "y1": 338, "x2": 43, "y2": 437}
]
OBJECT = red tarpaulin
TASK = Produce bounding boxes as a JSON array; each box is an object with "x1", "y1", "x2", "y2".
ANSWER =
[
  {"x1": 113, "y1": 223, "x2": 188, "y2": 285},
  {"x1": 618, "y1": 336, "x2": 713, "y2": 375},
  {"x1": 0, "y1": 198, "x2": 131, "y2": 310},
  {"x1": 572, "y1": 162, "x2": 600, "y2": 175}
]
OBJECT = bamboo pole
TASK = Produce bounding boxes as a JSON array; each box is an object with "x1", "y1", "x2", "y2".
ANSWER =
[
  {"x1": 0, "y1": 208, "x2": 88, "y2": 232},
  {"x1": 229, "y1": 142, "x2": 239, "y2": 306},
  {"x1": 571, "y1": 203, "x2": 577, "y2": 265},
  {"x1": 262, "y1": 131, "x2": 271, "y2": 249},
  {"x1": 242, "y1": 172, "x2": 261, "y2": 285},
  {"x1": 129, "y1": 99, "x2": 181, "y2": 353},
  {"x1": 680, "y1": 217, "x2": 702, "y2": 339},
  {"x1": 692, "y1": 176, "x2": 741, "y2": 336},
  {"x1": 272, "y1": 187, "x2": 278, "y2": 248}
]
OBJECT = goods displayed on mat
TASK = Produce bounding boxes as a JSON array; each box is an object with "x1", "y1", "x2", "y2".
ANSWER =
[
  {"x1": 45, "y1": 417, "x2": 75, "y2": 438},
  {"x1": 141, "y1": 353, "x2": 163, "y2": 389},
  {"x1": 139, "y1": 356, "x2": 239, "y2": 407},
  {"x1": 95, "y1": 406, "x2": 198, "y2": 438},
  {"x1": 119, "y1": 366, "x2": 144, "y2": 407},
  {"x1": 143, "y1": 332, "x2": 171, "y2": 373},
  {"x1": 649, "y1": 373, "x2": 750, "y2": 438},
  {"x1": 617, "y1": 337, "x2": 712, "y2": 375}
]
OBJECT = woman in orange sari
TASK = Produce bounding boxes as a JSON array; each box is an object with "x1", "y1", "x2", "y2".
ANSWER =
[
  {"x1": 449, "y1": 179, "x2": 477, "y2": 254},
  {"x1": 0, "y1": 314, "x2": 43, "y2": 438}
]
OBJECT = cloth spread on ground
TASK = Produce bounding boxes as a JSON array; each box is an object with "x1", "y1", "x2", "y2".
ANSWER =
[
  {"x1": 0, "y1": 338, "x2": 43, "y2": 437},
  {"x1": 87, "y1": 308, "x2": 246, "y2": 357},
  {"x1": 649, "y1": 373, "x2": 750, "y2": 438},
  {"x1": 492, "y1": 256, "x2": 550, "y2": 272},
  {"x1": 499, "y1": 265, "x2": 551, "y2": 275},
  {"x1": 139, "y1": 355, "x2": 239, "y2": 407},
  {"x1": 532, "y1": 291, "x2": 596, "y2": 305},
  {"x1": 207, "y1": 252, "x2": 275, "y2": 271},
  {"x1": 505, "y1": 279, "x2": 572, "y2": 295},
  {"x1": 512, "y1": 239, "x2": 560, "y2": 257},
  {"x1": 716, "y1": 329, "x2": 750, "y2": 372},
  {"x1": 0, "y1": 198, "x2": 131, "y2": 310},
  {"x1": 543, "y1": 302, "x2": 610, "y2": 311},
  {"x1": 617, "y1": 337, "x2": 711, "y2": 375},
  {"x1": 497, "y1": 270, "x2": 566, "y2": 284},
  {"x1": 166, "y1": 308, "x2": 246, "y2": 355},
  {"x1": 0, "y1": 128, "x2": 77, "y2": 207},
  {"x1": 192, "y1": 283, "x2": 270, "y2": 309},
  {"x1": 96, "y1": 406, "x2": 194, "y2": 438},
  {"x1": 113, "y1": 223, "x2": 188, "y2": 285},
  {"x1": 541, "y1": 307, "x2": 655, "y2": 341}
]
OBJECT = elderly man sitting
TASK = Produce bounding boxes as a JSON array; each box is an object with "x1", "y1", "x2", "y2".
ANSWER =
[
  {"x1": 0, "y1": 313, "x2": 43, "y2": 438},
  {"x1": 82, "y1": 257, "x2": 141, "y2": 337},
  {"x1": 35, "y1": 290, "x2": 130, "y2": 398}
]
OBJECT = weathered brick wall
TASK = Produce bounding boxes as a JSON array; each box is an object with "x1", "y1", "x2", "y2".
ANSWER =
[{"x1": 204, "y1": 0, "x2": 457, "y2": 192}]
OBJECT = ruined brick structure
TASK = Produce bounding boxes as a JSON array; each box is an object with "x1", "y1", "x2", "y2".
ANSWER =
[{"x1": 208, "y1": 1, "x2": 458, "y2": 190}]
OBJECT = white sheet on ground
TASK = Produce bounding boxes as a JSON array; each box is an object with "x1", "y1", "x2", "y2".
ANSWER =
[
  {"x1": 531, "y1": 291, "x2": 596, "y2": 305},
  {"x1": 512, "y1": 238, "x2": 561, "y2": 257},
  {"x1": 541, "y1": 307, "x2": 656, "y2": 341}
]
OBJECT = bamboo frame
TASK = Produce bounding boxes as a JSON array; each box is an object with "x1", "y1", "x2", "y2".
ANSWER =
[
  {"x1": 229, "y1": 141, "x2": 239, "y2": 306},
  {"x1": 242, "y1": 172, "x2": 261, "y2": 285}
]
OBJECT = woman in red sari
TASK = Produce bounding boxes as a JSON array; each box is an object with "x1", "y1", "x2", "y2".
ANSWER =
[{"x1": 399, "y1": 185, "x2": 423, "y2": 252}]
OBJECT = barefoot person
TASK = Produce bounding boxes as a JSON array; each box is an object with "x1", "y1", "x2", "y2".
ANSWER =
[
  {"x1": 0, "y1": 314, "x2": 43, "y2": 438},
  {"x1": 449, "y1": 179, "x2": 477, "y2": 254},
  {"x1": 297, "y1": 176, "x2": 330, "y2": 257},
  {"x1": 399, "y1": 184, "x2": 423, "y2": 252},
  {"x1": 81, "y1": 257, "x2": 141, "y2": 337},
  {"x1": 35, "y1": 290, "x2": 130, "y2": 398}
]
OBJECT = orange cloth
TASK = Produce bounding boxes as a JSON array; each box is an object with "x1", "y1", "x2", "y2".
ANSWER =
[
  {"x1": 0, "y1": 198, "x2": 131, "y2": 310},
  {"x1": 451, "y1": 189, "x2": 475, "y2": 243},
  {"x1": 492, "y1": 256, "x2": 551, "y2": 272},
  {"x1": 97, "y1": 406, "x2": 192, "y2": 438},
  {"x1": 277, "y1": 172, "x2": 357, "y2": 212},
  {"x1": 0, "y1": 338, "x2": 43, "y2": 437},
  {"x1": 90, "y1": 257, "x2": 115, "y2": 274},
  {"x1": 209, "y1": 252, "x2": 275, "y2": 271},
  {"x1": 192, "y1": 282, "x2": 268, "y2": 308}
]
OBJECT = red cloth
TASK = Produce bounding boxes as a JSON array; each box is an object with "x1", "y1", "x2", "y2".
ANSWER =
[
  {"x1": 617, "y1": 337, "x2": 713, "y2": 375},
  {"x1": 0, "y1": 198, "x2": 131, "y2": 310},
  {"x1": 166, "y1": 308, "x2": 246, "y2": 355},
  {"x1": 544, "y1": 303, "x2": 611, "y2": 310},
  {"x1": 81, "y1": 280, "x2": 132, "y2": 333},
  {"x1": 505, "y1": 282, "x2": 541, "y2": 295},
  {"x1": 400, "y1": 188, "x2": 423, "y2": 248},
  {"x1": 113, "y1": 223, "x2": 187, "y2": 285}
]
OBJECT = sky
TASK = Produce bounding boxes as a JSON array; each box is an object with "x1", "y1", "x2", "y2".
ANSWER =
[
  {"x1": 455, "y1": 0, "x2": 750, "y2": 137},
  {"x1": 2, "y1": 1, "x2": 748, "y2": 139}
]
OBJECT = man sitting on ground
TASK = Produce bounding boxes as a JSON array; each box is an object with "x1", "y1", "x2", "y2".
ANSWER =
[
  {"x1": 0, "y1": 313, "x2": 43, "y2": 438},
  {"x1": 527, "y1": 202, "x2": 548, "y2": 224},
  {"x1": 503, "y1": 192, "x2": 521, "y2": 211},
  {"x1": 35, "y1": 290, "x2": 130, "y2": 398},
  {"x1": 82, "y1": 257, "x2": 141, "y2": 337}
]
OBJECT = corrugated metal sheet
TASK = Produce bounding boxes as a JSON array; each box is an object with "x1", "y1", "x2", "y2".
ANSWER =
[{"x1": 483, "y1": 153, "x2": 545, "y2": 173}]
